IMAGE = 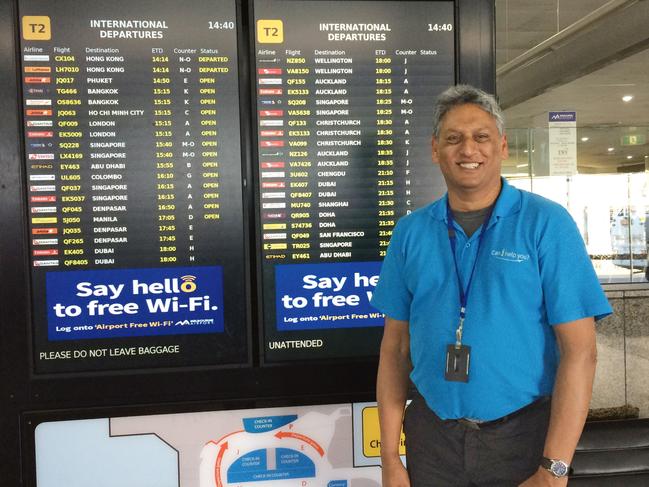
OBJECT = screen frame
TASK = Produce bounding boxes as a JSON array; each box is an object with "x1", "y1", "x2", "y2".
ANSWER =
[{"x1": 248, "y1": 0, "x2": 496, "y2": 366}]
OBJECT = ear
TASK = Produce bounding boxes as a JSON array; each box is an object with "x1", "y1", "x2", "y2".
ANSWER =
[
  {"x1": 431, "y1": 135, "x2": 440, "y2": 164},
  {"x1": 500, "y1": 133, "x2": 509, "y2": 160}
]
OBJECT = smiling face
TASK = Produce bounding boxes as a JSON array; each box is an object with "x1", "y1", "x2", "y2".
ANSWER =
[{"x1": 432, "y1": 103, "x2": 508, "y2": 210}]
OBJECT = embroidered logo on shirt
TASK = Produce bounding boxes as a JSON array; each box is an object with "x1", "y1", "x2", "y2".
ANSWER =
[{"x1": 491, "y1": 248, "x2": 530, "y2": 263}]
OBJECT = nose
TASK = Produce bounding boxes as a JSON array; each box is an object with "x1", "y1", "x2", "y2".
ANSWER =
[{"x1": 458, "y1": 138, "x2": 478, "y2": 157}]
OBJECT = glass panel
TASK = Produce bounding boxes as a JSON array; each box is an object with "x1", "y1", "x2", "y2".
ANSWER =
[{"x1": 502, "y1": 126, "x2": 649, "y2": 284}]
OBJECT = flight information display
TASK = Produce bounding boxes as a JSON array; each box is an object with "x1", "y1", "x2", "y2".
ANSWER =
[
  {"x1": 254, "y1": 0, "x2": 454, "y2": 361},
  {"x1": 19, "y1": 0, "x2": 249, "y2": 373}
]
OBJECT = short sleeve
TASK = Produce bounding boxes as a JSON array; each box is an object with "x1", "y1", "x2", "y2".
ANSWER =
[
  {"x1": 539, "y1": 206, "x2": 612, "y2": 324},
  {"x1": 370, "y1": 220, "x2": 413, "y2": 321}
]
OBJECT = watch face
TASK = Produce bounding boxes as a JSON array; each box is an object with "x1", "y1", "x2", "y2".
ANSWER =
[{"x1": 551, "y1": 461, "x2": 568, "y2": 477}]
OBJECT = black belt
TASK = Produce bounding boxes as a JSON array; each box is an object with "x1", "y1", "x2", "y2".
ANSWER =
[{"x1": 450, "y1": 396, "x2": 551, "y2": 430}]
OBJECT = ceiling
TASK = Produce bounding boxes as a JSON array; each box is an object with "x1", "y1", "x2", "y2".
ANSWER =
[{"x1": 494, "y1": 0, "x2": 649, "y2": 174}]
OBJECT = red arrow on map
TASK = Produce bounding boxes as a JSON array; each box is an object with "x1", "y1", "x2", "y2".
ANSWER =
[
  {"x1": 214, "y1": 441, "x2": 228, "y2": 487},
  {"x1": 205, "y1": 429, "x2": 244, "y2": 447},
  {"x1": 275, "y1": 431, "x2": 325, "y2": 457}
]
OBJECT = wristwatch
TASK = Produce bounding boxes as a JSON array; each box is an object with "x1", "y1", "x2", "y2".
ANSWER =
[{"x1": 540, "y1": 457, "x2": 572, "y2": 478}]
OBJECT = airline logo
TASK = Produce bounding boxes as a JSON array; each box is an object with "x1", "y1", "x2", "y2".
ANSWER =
[
  {"x1": 29, "y1": 153, "x2": 54, "y2": 160},
  {"x1": 25, "y1": 76, "x2": 51, "y2": 84},
  {"x1": 27, "y1": 131, "x2": 53, "y2": 138},
  {"x1": 24, "y1": 66, "x2": 52, "y2": 73},
  {"x1": 27, "y1": 120, "x2": 53, "y2": 127},
  {"x1": 33, "y1": 249, "x2": 59, "y2": 256},
  {"x1": 258, "y1": 78, "x2": 282, "y2": 85},
  {"x1": 30, "y1": 185, "x2": 56, "y2": 192},
  {"x1": 31, "y1": 216, "x2": 57, "y2": 224},
  {"x1": 23, "y1": 54, "x2": 50, "y2": 62},
  {"x1": 32, "y1": 238, "x2": 58, "y2": 246},
  {"x1": 29, "y1": 174, "x2": 55, "y2": 181},
  {"x1": 25, "y1": 99, "x2": 52, "y2": 106},
  {"x1": 263, "y1": 211, "x2": 286, "y2": 219},
  {"x1": 26, "y1": 87, "x2": 49, "y2": 95},
  {"x1": 29, "y1": 142, "x2": 52, "y2": 148},
  {"x1": 31, "y1": 163, "x2": 53, "y2": 170},
  {"x1": 260, "y1": 140, "x2": 284, "y2": 147},
  {"x1": 263, "y1": 243, "x2": 288, "y2": 250},
  {"x1": 262, "y1": 192, "x2": 286, "y2": 199},
  {"x1": 262, "y1": 181, "x2": 286, "y2": 189},
  {"x1": 259, "y1": 110, "x2": 283, "y2": 117},
  {"x1": 258, "y1": 68, "x2": 282, "y2": 75},
  {"x1": 32, "y1": 227, "x2": 58, "y2": 235},
  {"x1": 263, "y1": 233, "x2": 287, "y2": 240},
  {"x1": 259, "y1": 119, "x2": 284, "y2": 127},
  {"x1": 31, "y1": 195, "x2": 56, "y2": 203},
  {"x1": 261, "y1": 162, "x2": 285, "y2": 168},
  {"x1": 262, "y1": 202, "x2": 286, "y2": 209},
  {"x1": 33, "y1": 260, "x2": 59, "y2": 267},
  {"x1": 260, "y1": 130, "x2": 284, "y2": 137},
  {"x1": 31, "y1": 206, "x2": 57, "y2": 213},
  {"x1": 263, "y1": 223, "x2": 287, "y2": 230},
  {"x1": 259, "y1": 88, "x2": 282, "y2": 95},
  {"x1": 26, "y1": 109, "x2": 52, "y2": 116},
  {"x1": 261, "y1": 171, "x2": 286, "y2": 178}
]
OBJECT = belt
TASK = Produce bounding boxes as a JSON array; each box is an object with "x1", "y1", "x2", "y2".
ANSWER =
[{"x1": 450, "y1": 396, "x2": 551, "y2": 430}]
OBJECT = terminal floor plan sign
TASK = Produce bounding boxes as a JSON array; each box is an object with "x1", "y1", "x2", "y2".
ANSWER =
[{"x1": 35, "y1": 403, "x2": 383, "y2": 486}]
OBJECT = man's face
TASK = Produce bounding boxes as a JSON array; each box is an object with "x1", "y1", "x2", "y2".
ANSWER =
[{"x1": 432, "y1": 103, "x2": 508, "y2": 200}]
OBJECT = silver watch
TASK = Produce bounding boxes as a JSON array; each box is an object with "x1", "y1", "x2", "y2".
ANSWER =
[{"x1": 540, "y1": 457, "x2": 571, "y2": 478}]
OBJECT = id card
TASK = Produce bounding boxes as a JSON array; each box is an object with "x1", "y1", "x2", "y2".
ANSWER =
[{"x1": 445, "y1": 344, "x2": 470, "y2": 382}]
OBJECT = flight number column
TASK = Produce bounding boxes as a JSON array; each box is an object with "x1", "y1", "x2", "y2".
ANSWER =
[
  {"x1": 55, "y1": 50, "x2": 87, "y2": 267},
  {"x1": 286, "y1": 55, "x2": 312, "y2": 262}
]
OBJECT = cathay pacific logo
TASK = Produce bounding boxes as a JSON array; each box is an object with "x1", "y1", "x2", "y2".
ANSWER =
[{"x1": 491, "y1": 248, "x2": 530, "y2": 263}]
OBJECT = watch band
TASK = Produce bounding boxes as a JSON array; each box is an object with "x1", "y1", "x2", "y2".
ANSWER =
[{"x1": 541, "y1": 457, "x2": 573, "y2": 478}]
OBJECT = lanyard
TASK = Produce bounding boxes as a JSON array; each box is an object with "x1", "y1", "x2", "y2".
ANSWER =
[{"x1": 446, "y1": 201, "x2": 495, "y2": 347}]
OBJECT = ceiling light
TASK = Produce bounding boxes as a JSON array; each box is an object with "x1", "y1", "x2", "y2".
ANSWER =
[
  {"x1": 622, "y1": 95, "x2": 634, "y2": 102},
  {"x1": 627, "y1": 155, "x2": 633, "y2": 159},
  {"x1": 608, "y1": 147, "x2": 615, "y2": 152},
  {"x1": 516, "y1": 163, "x2": 529, "y2": 168},
  {"x1": 581, "y1": 137, "x2": 589, "y2": 142}
]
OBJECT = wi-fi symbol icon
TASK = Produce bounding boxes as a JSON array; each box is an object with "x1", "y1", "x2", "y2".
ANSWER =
[{"x1": 180, "y1": 275, "x2": 197, "y2": 292}]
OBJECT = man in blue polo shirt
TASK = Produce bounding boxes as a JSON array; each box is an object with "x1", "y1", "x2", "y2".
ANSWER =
[{"x1": 372, "y1": 85, "x2": 612, "y2": 487}]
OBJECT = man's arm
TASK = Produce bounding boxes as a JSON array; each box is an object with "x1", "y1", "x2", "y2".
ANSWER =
[
  {"x1": 377, "y1": 316, "x2": 411, "y2": 487},
  {"x1": 520, "y1": 316, "x2": 597, "y2": 486}
]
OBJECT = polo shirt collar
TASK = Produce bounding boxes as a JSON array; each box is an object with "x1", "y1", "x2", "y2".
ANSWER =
[{"x1": 429, "y1": 177, "x2": 522, "y2": 224}]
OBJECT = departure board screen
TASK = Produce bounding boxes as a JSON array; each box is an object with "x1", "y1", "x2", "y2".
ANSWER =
[
  {"x1": 254, "y1": 0, "x2": 454, "y2": 362},
  {"x1": 19, "y1": 0, "x2": 249, "y2": 373}
]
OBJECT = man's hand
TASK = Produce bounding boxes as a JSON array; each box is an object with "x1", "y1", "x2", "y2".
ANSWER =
[
  {"x1": 519, "y1": 467, "x2": 568, "y2": 487},
  {"x1": 381, "y1": 458, "x2": 410, "y2": 487}
]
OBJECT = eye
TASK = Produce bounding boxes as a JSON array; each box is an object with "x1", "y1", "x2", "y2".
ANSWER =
[
  {"x1": 475, "y1": 133, "x2": 490, "y2": 142},
  {"x1": 446, "y1": 134, "x2": 461, "y2": 144}
]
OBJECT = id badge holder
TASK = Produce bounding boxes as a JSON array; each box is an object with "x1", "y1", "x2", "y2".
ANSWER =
[{"x1": 445, "y1": 344, "x2": 470, "y2": 382}]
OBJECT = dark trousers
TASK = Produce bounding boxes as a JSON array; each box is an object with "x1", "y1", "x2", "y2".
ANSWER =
[{"x1": 403, "y1": 391, "x2": 551, "y2": 487}]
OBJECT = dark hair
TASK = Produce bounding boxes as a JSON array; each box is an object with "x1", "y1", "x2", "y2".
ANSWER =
[{"x1": 432, "y1": 84, "x2": 505, "y2": 137}]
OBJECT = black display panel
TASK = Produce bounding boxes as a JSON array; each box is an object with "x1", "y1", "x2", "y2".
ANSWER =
[
  {"x1": 18, "y1": 0, "x2": 249, "y2": 373},
  {"x1": 254, "y1": 0, "x2": 454, "y2": 362}
]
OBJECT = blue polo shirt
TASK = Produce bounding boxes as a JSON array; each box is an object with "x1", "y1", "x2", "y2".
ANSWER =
[{"x1": 371, "y1": 179, "x2": 612, "y2": 420}]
